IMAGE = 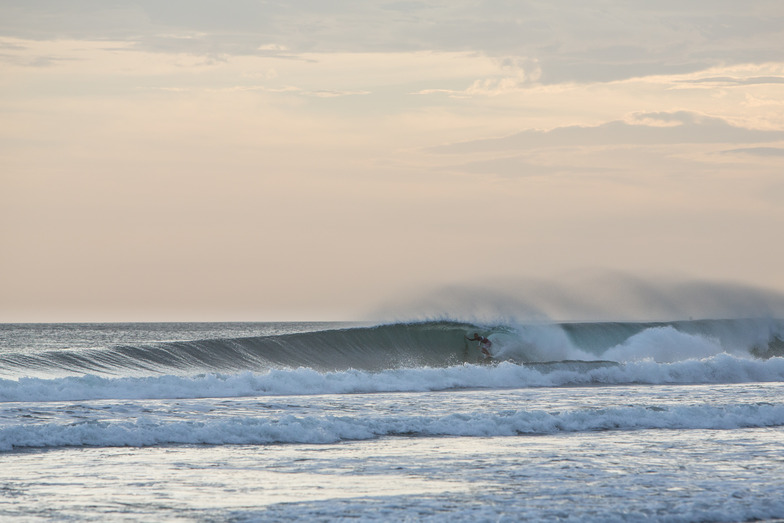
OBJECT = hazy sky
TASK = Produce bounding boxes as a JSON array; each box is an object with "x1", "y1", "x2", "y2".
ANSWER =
[{"x1": 2, "y1": 1, "x2": 784, "y2": 321}]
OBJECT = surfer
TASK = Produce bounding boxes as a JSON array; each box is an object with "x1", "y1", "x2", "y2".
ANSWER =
[{"x1": 466, "y1": 333, "x2": 492, "y2": 358}]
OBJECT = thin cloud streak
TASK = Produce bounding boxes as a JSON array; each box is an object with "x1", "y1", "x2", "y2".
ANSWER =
[{"x1": 429, "y1": 112, "x2": 784, "y2": 154}]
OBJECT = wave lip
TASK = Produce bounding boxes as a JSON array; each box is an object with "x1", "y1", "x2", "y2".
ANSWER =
[{"x1": 2, "y1": 402, "x2": 783, "y2": 451}]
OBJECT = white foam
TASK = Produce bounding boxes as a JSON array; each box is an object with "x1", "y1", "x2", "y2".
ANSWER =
[
  {"x1": 2, "y1": 402, "x2": 783, "y2": 451},
  {"x1": 1, "y1": 354, "x2": 783, "y2": 403},
  {"x1": 601, "y1": 326, "x2": 725, "y2": 362},
  {"x1": 491, "y1": 323, "x2": 594, "y2": 362}
]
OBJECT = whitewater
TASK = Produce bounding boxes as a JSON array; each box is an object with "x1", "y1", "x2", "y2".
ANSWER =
[{"x1": 1, "y1": 319, "x2": 784, "y2": 521}]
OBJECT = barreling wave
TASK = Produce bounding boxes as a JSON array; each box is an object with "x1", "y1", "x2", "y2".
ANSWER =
[{"x1": 1, "y1": 318, "x2": 783, "y2": 380}]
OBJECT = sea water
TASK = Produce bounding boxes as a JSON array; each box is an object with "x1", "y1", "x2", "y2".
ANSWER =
[{"x1": 1, "y1": 320, "x2": 783, "y2": 521}]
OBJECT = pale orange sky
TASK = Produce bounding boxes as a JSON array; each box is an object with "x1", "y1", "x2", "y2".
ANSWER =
[{"x1": 2, "y1": 2, "x2": 784, "y2": 321}]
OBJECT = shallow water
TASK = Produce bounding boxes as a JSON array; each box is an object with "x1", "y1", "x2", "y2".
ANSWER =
[
  {"x1": 3, "y1": 424, "x2": 783, "y2": 521},
  {"x1": 2, "y1": 384, "x2": 784, "y2": 521}
]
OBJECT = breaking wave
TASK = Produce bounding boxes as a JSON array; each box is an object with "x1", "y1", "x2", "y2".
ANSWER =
[
  {"x1": 2, "y1": 354, "x2": 784, "y2": 403},
  {"x1": 1, "y1": 318, "x2": 783, "y2": 380},
  {"x1": 2, "y1": 400, "x2": 783, "y2": 451}
]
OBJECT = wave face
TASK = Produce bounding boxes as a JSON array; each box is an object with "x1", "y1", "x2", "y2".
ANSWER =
[
  {"x1": 1, "y1": 318, "x2": 783, "y2": 380},
  {"x1": 0, "y1": 321, "x2": 473, "y2": 378}
]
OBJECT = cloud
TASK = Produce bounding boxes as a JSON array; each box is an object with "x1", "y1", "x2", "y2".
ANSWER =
[
  {"x1": 430, "y1": 111, "x2": 784, "y2": 154},
  {"x1": 441, "y1": 155, "x2": 614, "y2": 179},
  {"x1": 721, "y1": 147, "x2": 784, "y2": 157},
  {"x1": 2, "y1": 1, "x2": 782, "y2": 83},
  {"x1": 683, "y1": 76, "x2": 784, "y2": 87},
  {"x1": 0, "y1": 52, "x2": 75, "y2": 67},
  {"x1": 199, "y1": 85, "x2": 371, "y2": 98},
  {"x1": 415, "y1": 56, "x2": 542, "y2": 97},
  {"x1": 0, "y1": 39, "x2": 25, "y2": 50}
]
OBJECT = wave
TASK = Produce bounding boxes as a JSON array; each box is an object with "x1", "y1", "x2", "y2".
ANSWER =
[
  {"x1": 2, "y1": 400, "x2": 782, "y2": 451},
  {"x1": 1, "y1": 318, "x2": 783, "y2": 379},
  {"x1": 0, "y1": 321, "x2": 474, "y2": 378},
  {"x1": 2, "y1": 354, "x2": 784, "y2": 403}
]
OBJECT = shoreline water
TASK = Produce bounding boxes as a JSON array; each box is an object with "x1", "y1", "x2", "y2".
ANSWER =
[{"x1": 1, "y1": 320, "x2": 783, "y2": 521}]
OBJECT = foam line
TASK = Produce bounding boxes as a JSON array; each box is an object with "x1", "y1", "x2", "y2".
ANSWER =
[
  {"x1": 2, "y1": 402, "x2": 783, "y2": 451},
  {"x1": 2, "y1": 355, "x2": 783, "y2": 403}
]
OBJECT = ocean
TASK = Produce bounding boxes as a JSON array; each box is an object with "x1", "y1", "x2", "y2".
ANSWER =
[{"x1": 1, "y1": 319, "x2": 784, "y2": 521}]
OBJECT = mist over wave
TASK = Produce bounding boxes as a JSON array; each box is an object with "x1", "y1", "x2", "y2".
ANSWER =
[{"x1": 372, "y1": 273, "x2": 784, "y2": 323}]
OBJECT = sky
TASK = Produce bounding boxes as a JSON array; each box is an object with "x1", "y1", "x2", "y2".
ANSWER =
[{"x1": 2, "y1": 1, "x2": 784, "y2": 322}]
